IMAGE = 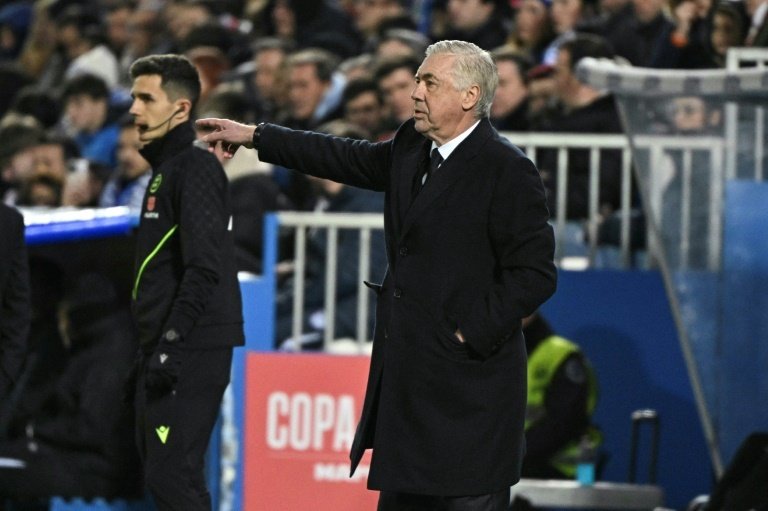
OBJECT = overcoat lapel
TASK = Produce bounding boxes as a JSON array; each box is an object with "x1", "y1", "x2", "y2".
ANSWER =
[
  {"x1": 399, "y1": 119, "x2": 493, "y2": 242},
  {"x1": 395, "y1": 138, "x2": 431, "y2": 234}
]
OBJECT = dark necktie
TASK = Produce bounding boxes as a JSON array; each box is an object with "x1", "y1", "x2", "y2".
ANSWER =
[{"x1": 424, "y1": 148, "x2": 443, "y2": 186}]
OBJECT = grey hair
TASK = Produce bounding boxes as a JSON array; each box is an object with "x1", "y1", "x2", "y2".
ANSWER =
[{"x1": 424, "y1": 40, "x2": 498, "y2": 119}]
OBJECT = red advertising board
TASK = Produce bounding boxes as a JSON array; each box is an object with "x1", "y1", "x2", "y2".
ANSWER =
[{"x1": 244, "y1": 353, "x2": 379, "y2": 510}]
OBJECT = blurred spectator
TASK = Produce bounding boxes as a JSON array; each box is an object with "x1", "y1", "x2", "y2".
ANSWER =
[
  {"x1": 182, "y1": 22, "x2": 238, "y2": 107},
  {"x1": 656, "y1": 96, "x2": 723, "y2": 269},
  {"x1": 670, "y1": 95, "x2": 722, "y2": 135},
  {"x1": 710, "y1": 1, "x2": 750, "y2": 66},
  {"x1": 164, "y1": 0, "x2": 216, "y2": 50},
  {"x1": 342, "y1": 77, "x2": 388, "y2": 140},
  {"x1": 273, "y1": 48, "x2": 344, "y2": 208},
  {"x1": 56, "y1": 6, "x2": 120, "y2": 89},
  {"x1": 745, "y1": 0, "x2": 768, "y2": 45},
  {"x1": 250, "y1": 37, "x2": 293, "y2": 122},
  {"x1": 61, "y1": 160, "x2": 112, "y2": 208},
  {"x1": 7, "y1": 87, "x2": 62, "y2": 130},
  {"x1": 651, "y1": 0, "x2": 717, "y2": 69},
  {"x1": 0, "y1": 1, "x2": 32, "y2": 61},
  {"x1": 104, "y1": 0, "x2": 134, "y2": 60},
  {"x1": 0, "y1": 64, "x2": 34, "y2": 119},
  {"x1": 29, "y1": 133, "x2": 80, "y2": 186},
  {"x1": 600, "y1": 0, "x2": 632, "y2": 17},
  {"x1": 510, "y1": 0, "x2": 557, "y2": 63},
  {"x1": 275, "y1": 120, "x2": 386, "y2": 349},
  {"x1": 373, "y1": 54, "x2": 420, "y2": 126},
  {"x1": 490, "y1": 49, "x2": 533, "y2": 132},
  {"x1": 117, "y1": 3, "x2": 171, "y2": 86},
  {"x1": 339, "y1": 52, "x2": 376, "y2": 80},
  {"x1": 353, "y1": 0, "x2": 414, "y2": 43},
  {"x1": 16, "y1": 1, "x2": 58, "y2": 84},
  {"x1": 0, "y1": 121, "x2": 43, "y2": 205},
  {"x1": 196, "y1": 87, "x2": 292, "y2": 274},
  {"x1": 280, "y1": 48, "x2": 344, "y2": 130},
  {"x1": 260, "y1": 0, "x2": 363, "y2": 59},
  {"x1": 0, "y1": 273, "x2": 141, "y2": 503},
  {"x1": 18, "y1": 174, "x2": 64, "y2": 208},
  {"x1": 526, "y1": 63, "x2": 559, "y2": 129},
  {"x1": 99, "y1": 117, "x2": 151, "y2": 209},
  {"x1": 535, "y1": 34, "x2": 623, "y2": 224},
  {"x1": 578, "y1": 0, "x2": 634, "y2": 50},
  {"x1": 521, "y1": 311, "x2": 600, "y2": 479},
  {"x1": 542, "y1": 0, "x2": 599, "y2": 64},
  {"x1": 374, "y1": 28, "x2": 430, "y2": 58},
  {"x1": 604, "y1": 0, "x2": 674, "y2": 66},
  {"x1": 444, "y1": 0, "x2": 510, "y2": 50},
  {"x1": 0, "y1": 203, "x2": 30, "y2": 405},
  {"x1": 61, "y1": 73, "x2": 122, "y2": 168}
]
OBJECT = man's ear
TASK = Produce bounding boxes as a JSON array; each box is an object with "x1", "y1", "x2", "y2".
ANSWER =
[
  {"x1": 462, "y1": 84, "x2": 481, "y2": 112},
  {"x1": 175, "y1": 99, "x2": 193, "y2": 118}
]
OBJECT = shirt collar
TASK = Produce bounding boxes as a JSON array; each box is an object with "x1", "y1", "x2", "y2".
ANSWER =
[{"x1": 431, "y1": 120, "x2": 481, "y2": 162}]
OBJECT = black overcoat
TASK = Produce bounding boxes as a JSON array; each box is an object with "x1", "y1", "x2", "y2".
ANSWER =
[
  {"x1": 0, "y1": 204, "x2": 30, "y2": 397},
  {"x1": 259, "y1": 118, "x2": 557, "y2": 496}
]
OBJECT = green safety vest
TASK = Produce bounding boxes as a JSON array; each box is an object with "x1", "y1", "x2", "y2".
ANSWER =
[{"x1": 526, "y1": 335, "x2": 601, "y2": 477}]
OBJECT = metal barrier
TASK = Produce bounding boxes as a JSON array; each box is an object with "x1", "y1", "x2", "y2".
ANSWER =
[
  {"x1": 267, "y1": 131, "x2": 750, "y2": 349},
  {"x1": 507, "y1": 132, "x2": 634, "y2": 266},
  {"x1": 267, "y1": 211, "x2": 384, "y2": 352}
]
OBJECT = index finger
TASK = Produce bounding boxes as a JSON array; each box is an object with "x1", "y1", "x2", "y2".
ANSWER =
[{"x1": 195, "y1": 117, "x2": 224, "y2": 130}]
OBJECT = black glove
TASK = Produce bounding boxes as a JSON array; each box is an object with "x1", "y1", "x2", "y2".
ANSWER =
[
  {"x1": 122, "y1": 350, "x2": 142, "y2": 405},
  {"x1": 145, "y1": 329, "x2": 183, "y2": 393}
]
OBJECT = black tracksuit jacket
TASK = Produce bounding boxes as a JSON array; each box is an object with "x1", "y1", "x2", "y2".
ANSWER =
[{"x1": 132, "y1": 122, "x2": 244, "y2": 349}]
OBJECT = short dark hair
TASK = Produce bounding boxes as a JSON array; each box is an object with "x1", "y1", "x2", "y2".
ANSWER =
[
  {"x1": 342, "y1": 77, "x2": 382, "y2": 106},
  {"x1": 373, "y1": 54, "x2": 420, "y2": 83},
  {"x1": 62, "y1": 73, "x2": 110, "y2": 101},
  {"x1": 197, "y1": 88, "x2": 255, "y2": 124},
  {"x1": 129, "y1": 54, "x2": 201, "y2": 107},
  {"x1": 39, "y1": 131, "x2": 81, "y2": 161},
  {"x1": 285, "y1": 48, "x2": 339, "y2": 83},
  {"x1": 0, "y1": 122, "x2": 43, "y2": 167},
  {"x1": 55, "y1": 6, "x2": 105, "y2": 46},
  {"x1": 560, "y1": 33, "x2": 614, "y2": 72},
  {"x1": 251, "y1": 36, "x2": 293, "y2": 56},
  {"x1": 10, "y1": 87, "x2": 61, "y2": 129},
  {"x1": 491, "y1": 48, "x2": 534, "y2": 85}
]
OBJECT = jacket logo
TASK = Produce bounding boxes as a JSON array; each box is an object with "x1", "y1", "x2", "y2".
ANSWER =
[
  {"x1": 156, "y1": 425, "x2": 170, "y2": 444},
  {"x1": 149, "y1": 174, "x2": 163, "y2": 193},
  {"x1": 147, "y1": 196, "x2": 156, "y2": 211}
]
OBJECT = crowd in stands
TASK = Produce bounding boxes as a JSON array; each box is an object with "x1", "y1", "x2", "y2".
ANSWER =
[
  {"x1": 0, "y1": 0, "x2": 764, "y2": 504},
  {"x1": 0, "y1": 0, "x2": 762, "y2": 260}
]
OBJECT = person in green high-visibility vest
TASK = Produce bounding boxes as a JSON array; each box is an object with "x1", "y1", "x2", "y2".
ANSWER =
[{"x1": 522, "y1": 311, "x2": 601, "y2": 479}]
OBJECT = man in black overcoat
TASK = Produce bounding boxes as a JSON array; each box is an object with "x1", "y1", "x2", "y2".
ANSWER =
[
  {"x1": 198, "y1": 40, "x2": 557, "y2": 511},
  {"x1": 0, "y1": 203, "x2": 30, "y2": 403}
]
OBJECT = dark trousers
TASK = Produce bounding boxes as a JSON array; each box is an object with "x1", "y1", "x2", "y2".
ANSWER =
[
  {"x1": 377, "y1": 488, "x2": 511, "y2": 511},
  {"x1": 134, "y1": 348, "x2": 232, "y2": 511}
]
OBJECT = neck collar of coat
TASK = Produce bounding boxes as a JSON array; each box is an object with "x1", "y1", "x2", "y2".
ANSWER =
[{"x1": 139, "y1": 121, "x2": 196, "y2": 169}]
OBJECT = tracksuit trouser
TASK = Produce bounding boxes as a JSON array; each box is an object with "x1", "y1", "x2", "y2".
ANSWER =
[{"x1": 134, "y1": 347, "x2": 232, "y2": 511}]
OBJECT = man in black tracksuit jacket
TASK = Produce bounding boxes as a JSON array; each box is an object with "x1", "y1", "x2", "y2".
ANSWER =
[{"x1": 127, "y1": 54, "x2": 244, "y2": 511}]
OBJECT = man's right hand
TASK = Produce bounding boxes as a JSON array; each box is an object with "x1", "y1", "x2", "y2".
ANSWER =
[
  {"x1": 145, "y1": 339, "x2": 183, "y2": 394},
  {"x1": 195, "y1": 118, "x2": 257, "y2": 159}
]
